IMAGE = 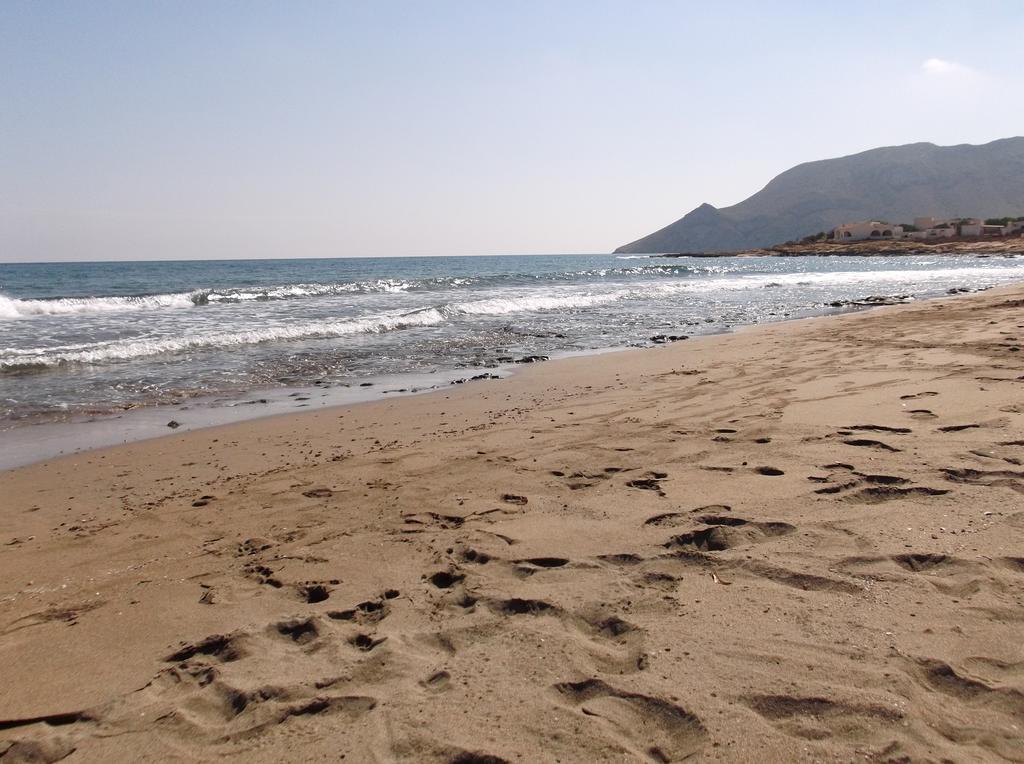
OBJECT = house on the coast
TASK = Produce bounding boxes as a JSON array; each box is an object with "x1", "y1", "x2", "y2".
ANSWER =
[
  {"x1": 832, "y1": 221, "x2": 903, "y2": 241},
  {"x1": 831, "y1": 215, "x2": 1024, "y2": 242},
  {"x1": 909, "y1": 217, "x2": 1022, "y2": 239},
  {"x1": 905, "y1": 217, "x2": 961, "y2": 240},
  {"x1": 960, "y1": 220, "x2": 1014, "y2": 237}
]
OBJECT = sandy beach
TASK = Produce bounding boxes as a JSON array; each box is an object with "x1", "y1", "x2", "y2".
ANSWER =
[{"x1": 1, "y1": 286, "x2": 1022, "y2": 763}]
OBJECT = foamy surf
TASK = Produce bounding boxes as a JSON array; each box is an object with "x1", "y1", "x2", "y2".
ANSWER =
[
  {"x1": 1, "y1": 289, "x2": 638, "y2": 369},
  {"x1": 2, "y1": 253, "x2": 1022, "y2": 422},
  {"x1": 1, "y1": 307, "x2": 449, "y2": 369},
  {"x1": 0, "y1": 267, "x2": 714, "y2": 320},
  {"x1": 0, "y1": 292, "x2": 199, "y2": 318}
]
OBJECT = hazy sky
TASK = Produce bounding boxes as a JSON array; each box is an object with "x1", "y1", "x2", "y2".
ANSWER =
[{"x1": 2, "y1": 1, "x2": 1023, "y2": 262}]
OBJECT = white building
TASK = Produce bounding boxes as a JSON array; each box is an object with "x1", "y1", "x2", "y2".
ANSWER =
[
  {"x1": 832, "y1": 221, "x2": 904, "y2": 241},
  {"x1": 832, "y1": 214, "x2": 1023, "y2": 243},
  {"x1": 906, "y1": 219, "x2": 958, "y2": 240},
  {"x1": 961, "y1": 220, "x2": 1012, "y2": 237}
]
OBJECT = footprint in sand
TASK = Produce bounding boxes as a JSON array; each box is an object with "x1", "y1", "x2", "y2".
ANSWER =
[
  {"x1": 900, "y1": 391, "x2": 939, "y2": 400},
  {"x1": 349, "y1": 633, "x2": 387, "y2": 651},
  {"x1": 811, "y1": 465, "x2": 948, "y2": 503},
  {"x1": 165, "y1": 633, "x2": 247, "y2": 663},
  {"x1": 484, "y1": 598, "x2": 648, "y2": 673},
  {"x1": 420, "y1": 670, "x2": 451, "y2": 693},
  {"x1": 512, "y1": 557, "x2": 571, "y2": 576},
  {"x1": 243, "y1": 562, "x2": 284, "y2": 589},
  {"x1": 737, "y1": 561, "x2": 862, "y2": 594},
  {"x1": 842, "y1": 438, "x2": 901, "y2": 452},
  {"x1": 942, "y1": 467, "x2": 1024, "y2": 493},
  {"x1": 743, "y1": 693, "x2": 901, "y2": 745},
  {"x1": 552, "y1": 466, "x2": 630, "y2": 490},
  {"x1": 271, "y1": 617, "x2": 320, "y2": 646},
  {"x1": 937, "y1": 423, "x2": 982, "y2": 433},
  {"x1": 664, "y1": 517, "x2": 795, "y2": 552},
  {"x1": 301, "y1": 487, "x2": 334, "y2": 498},
  {"x1": 643, "y1": 504, "x2": 732, "y2": 528},
  {"x1": 626, "y1": 472, "x2": 668, "y2": 496},
  {"x1": 426, "y1": 570, "x2": 466, "y2": 589},
  {"x1": 844, "y1": 424, "x2": 912, "y2": 434},
  {"x1": 837, "y1": 554, "x2": 989, "y2": 597},
  {"x1": 327, "y1": 592, "x2": 395, "y2": 625},
  {"x1": 296, "y1": 582, "x2": 333, "y2": 603},
  {"x1": 899, "y1": 657, "x2": 1024, "y2": 759},
  {"x1": 842, "y1": 486, "x2": 949, "y2": 503},
  {"x1": 402, "y1": 512, "x2": 467, "y2": 532},
  {"x1": 552, "y1": 678, "x2": 706, "y2": 762}
]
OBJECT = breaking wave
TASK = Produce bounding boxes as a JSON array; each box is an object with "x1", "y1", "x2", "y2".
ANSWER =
[
  {"x1": 0, "y1": 267, "x2": 711, "y2": 319},
  {"x1": 0, "y1": 288, "x2": 635, "y2": 370},
  {"x1": 0, "y1": 292, "x2": 198, "y2": 318},
  {"x1": 4, "y1": 262, "x2": 1022, "y2": 371},
  {"x1": 1, "y1": 307, "x2": 448, "y2": 370}
]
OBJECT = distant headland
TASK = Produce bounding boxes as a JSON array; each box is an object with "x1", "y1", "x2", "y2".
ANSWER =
[
  {"x1": 616, "y1": 137, "x2": 1024, "y2": 255},
  {"x1": 651, "y1": 213, "x2": 1024, "y2": 258}
]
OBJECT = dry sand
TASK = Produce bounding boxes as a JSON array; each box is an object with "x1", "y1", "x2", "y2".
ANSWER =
[{"x1": 1, "y1": 286, "x2": 1023, "y2": 763}]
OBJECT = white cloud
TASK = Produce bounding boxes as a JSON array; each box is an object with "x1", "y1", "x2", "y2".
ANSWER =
[{"x1": 921, "y1": 58, "x2": 974, "y2": 77}]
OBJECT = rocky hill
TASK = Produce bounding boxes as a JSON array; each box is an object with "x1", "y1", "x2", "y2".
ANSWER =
[{"x1": 615, "y1": 137, "x2": 1024, "y2": 254}]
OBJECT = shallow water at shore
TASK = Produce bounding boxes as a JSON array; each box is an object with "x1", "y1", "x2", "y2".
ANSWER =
[{"x1": 2, "y1": 253, "x2": 1023, "y2": 430}]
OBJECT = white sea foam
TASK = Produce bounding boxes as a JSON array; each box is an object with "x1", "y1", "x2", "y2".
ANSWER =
[
  {"x1": 451, "y1": 291, "x2": 622, "y2": 316},
  {"x1": 4, "y1": 263, "x2": 1022, "y2": 369},
  {"x1": 1, "y1": 307, "x2": 448, "y2": 369},
  {"x1": 1, "y1": 289, "x2": 642, "y2": 369},
  {"x1": 0, "y1": 279, "x2": 444, "y2": 319},
  {"x1": 701, "y1": 266, "x2": 1024, "y2": 292},
  {"x1": 0, "y1": 292, "x2": 198, "y2": 318},
  {"x1": 200, "y1": 280, "x2": 417, "y2": 303}
]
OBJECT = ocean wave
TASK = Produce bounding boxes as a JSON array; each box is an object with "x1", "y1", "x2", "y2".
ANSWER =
[
  {"x1": 0, "y1": 267, "x2": 715, "y2": 319},
  {"x1": 0, "y1": 281, "x2": 427, "y2": 318},
  {"x1": 0, "y1": 288, "x2": 625, "y2": 370},
  {"x1": 4, "y1": 263, "x2": 1022, "y2": 370},
  {"x1": 452, "y1": 291, "x2": 622, "y2": 316},
  {"x1": 0, "y1": 292, "x2": 198, "y2": 318},
  {"x1": 0, "y1": 307, "x2": 449, "y2": 370},
  {"x1": 196, "y1": 279, "x2": 424, "y2": 303}
]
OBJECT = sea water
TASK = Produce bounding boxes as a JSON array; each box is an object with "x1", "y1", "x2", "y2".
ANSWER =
[{"x1": 2, "y1": 253, "x2": 1022, "y2": 452}]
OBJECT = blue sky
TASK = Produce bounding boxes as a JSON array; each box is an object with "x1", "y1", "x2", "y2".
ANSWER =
[{"x1": 2, "y1": 1, "x2": 1023, "y2": 261}]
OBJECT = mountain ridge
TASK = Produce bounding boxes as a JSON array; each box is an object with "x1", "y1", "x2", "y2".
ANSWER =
[{"x1": 614, "y1": 137, "x2": 1024, "y2": 254}]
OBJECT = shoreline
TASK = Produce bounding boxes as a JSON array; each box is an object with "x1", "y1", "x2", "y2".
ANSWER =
[
  {"x1": 0, "y1": 282, "x2": 1000, "y2": 473},
  {"x1": 0, "y1": 347, "x2": 644, "y2": 472},
  {"x1": 2, "y1": 284, "x2": 1023, "y2": 761}
]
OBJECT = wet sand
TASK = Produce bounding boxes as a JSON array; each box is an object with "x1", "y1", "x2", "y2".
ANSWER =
[{"x1": 1, "y1": 286, "x2": 1023, "y2": 762}]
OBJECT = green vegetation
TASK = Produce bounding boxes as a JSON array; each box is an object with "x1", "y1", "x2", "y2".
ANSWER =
[{"x1": 799, "y1": 231, "x2": 829, "y2": 243}]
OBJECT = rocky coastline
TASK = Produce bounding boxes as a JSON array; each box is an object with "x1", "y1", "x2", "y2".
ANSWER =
[{"x1": 655, "y1": 236, "x2": 1024, "y2": 258}]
